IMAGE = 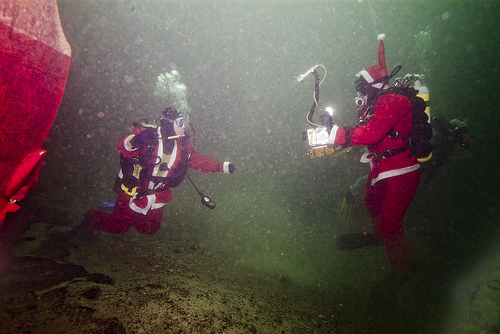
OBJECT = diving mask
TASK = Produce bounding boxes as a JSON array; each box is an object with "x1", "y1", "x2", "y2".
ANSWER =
[
  {"x1": 164, "y1": 116, "x2": 186, "y2": 128},
  {"x1": 174, "y1": 117, "x2": 186, "y2": 128}
]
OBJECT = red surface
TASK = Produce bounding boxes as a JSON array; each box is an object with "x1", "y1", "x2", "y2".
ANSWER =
[{"x1": 0, "y1": 21, "x2": 70, "y2": 228}]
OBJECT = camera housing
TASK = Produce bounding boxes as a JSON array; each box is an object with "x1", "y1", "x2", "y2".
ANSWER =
[{"x1": 302, "y1": 127, "x2": 335, "y2": 158}]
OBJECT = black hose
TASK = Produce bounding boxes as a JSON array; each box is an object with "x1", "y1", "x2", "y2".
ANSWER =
[
  {"x1": 185, "y1": 122, "x2": 215, "y2": 209},
  {"x1": 186, "y1": 173, "x2": 216, "y2": 209},
  {"x1": 307, "y1": 70, "x2": 321, "y2": 127}
]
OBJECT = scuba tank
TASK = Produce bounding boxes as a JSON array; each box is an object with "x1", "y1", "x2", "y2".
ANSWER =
[
  {"x1": 395, "y1": 74, "x2": 433, "y2": 163},
  {"x1": 413, "y1": 79, "x2": 432, "y2": 162},
  {"x1": 395, "y1": 74, "x2": 430, "y2": 120},
  {"x1": 414, "y1": 79, "x2": 430, "y2": 121}
]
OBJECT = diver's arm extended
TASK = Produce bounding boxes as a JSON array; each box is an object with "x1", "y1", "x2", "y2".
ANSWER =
[{"x1": 186, "y1": 141, "x2": 234, "y2": 174}]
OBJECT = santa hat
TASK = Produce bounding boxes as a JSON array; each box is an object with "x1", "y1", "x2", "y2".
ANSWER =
[{"x1": 357, "y1": 34, "x2": 388, "y2": 89}]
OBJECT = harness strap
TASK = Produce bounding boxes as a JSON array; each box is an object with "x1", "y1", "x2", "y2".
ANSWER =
[
  {"x1": 135, "y1": 184, "x2": 168, "y2": 199},
  {"x1": 121, "y1": 183, "x2": 137, "y2": 196},
  {"x1": 142, "y1": 175, "x2": 171, "y2": 184},
  {"x1": 371, "y1": 139, "x2": 410, "y2": 160}
]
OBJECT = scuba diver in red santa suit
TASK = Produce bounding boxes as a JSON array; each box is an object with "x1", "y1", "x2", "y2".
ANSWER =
[
  {"x1": 84, "y1": 107, "x2": 235, "y2": 235},
  {"x1": 328, "y1": 34, "x2": 420, "y2": 280}
]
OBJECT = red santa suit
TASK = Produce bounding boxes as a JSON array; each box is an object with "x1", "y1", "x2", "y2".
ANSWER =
[
  {"x1": 85, "y1": 126, "x2": 231, "y2": 235},
  {"x1": 328, "y1": 93, "x2": 420, "y2": 279}
]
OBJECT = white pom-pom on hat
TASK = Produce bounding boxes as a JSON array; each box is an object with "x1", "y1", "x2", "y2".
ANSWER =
[{"x1": 357, "y1": 33, "x2": 388, "y2": 87}]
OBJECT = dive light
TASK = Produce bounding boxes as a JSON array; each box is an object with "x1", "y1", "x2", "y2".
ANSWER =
[{"x1": 297, "y1": 64, "x2": 320, "y2": 82}]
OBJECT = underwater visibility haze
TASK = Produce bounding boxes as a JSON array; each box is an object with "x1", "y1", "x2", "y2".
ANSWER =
[{"x1": 1, "y1": 0, "x2": 499, "y2": 333}]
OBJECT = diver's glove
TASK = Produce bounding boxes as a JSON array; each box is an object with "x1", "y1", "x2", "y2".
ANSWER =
[
  {"x1": 326, "y1": 125, "x2": 351, "y2": 146},
  {"x1": 320, "y1": 113, "x2": 333, "y2": 134},
  {"x1": 326, "y1": 124, "x2": 340, "y2": 144},
  {"x1": 219, "y1": 162, "x2": 235, "y2": 174}
]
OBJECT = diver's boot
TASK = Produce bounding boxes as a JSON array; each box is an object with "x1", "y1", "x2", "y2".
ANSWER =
[{"x1": 336, "y1": 233, "x2": 384, "y2": 250}]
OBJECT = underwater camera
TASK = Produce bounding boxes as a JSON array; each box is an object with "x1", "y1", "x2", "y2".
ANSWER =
[
  {"x1": 302, "y1": 127, "x2": 334, "y2": 158},
  {"x1": 302, "y1": 107, "x2": 337, "y2": 158}
]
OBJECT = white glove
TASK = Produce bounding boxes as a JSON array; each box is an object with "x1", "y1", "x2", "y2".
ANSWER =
[{"x1": 326, "y1": 125, "x2": 340, "y2": 145}]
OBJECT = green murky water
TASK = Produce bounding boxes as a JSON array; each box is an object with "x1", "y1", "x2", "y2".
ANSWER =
[{"x1": 7, "y1": 0, "x2": 498, "y2": 332}]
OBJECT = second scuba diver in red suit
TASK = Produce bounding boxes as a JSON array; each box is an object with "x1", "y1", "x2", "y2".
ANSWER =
[{"x1": 84, "y1": 107, "x2": 235, "y2": 235}]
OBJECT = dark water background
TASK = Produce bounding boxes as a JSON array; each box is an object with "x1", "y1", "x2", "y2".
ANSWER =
[{"x1": 27, "y1": 0, "x2": 500, "y2": 332}]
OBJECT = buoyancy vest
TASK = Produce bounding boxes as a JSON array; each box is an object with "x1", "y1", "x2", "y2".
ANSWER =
[{"x1": 118, "y1": 135, "x2": 190, "y2": 197}]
